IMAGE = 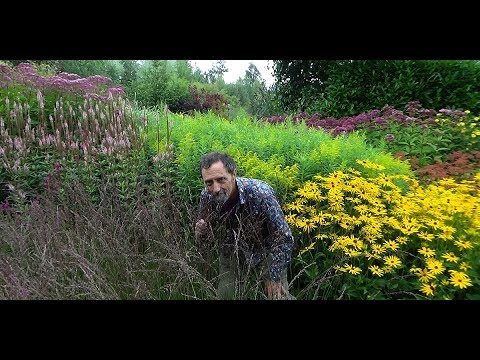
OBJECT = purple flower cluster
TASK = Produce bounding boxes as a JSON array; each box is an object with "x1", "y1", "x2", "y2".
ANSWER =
[
  {"x1": 0, "y1": 63, "x2": 125, "y2": 101},
  {"x1": 263, "y1": 115, "x2": 288, "y2": 124},
  {"x1": 384, "y1": 134, "x2": 395, "y2": 142},
  {"x1": 0, "y1": 199, "x2": 10, "y2": 210},
  {"x1": 174, "y1": 85, "x2": 229, "y2": 115},
  {"x1": 438, "y1": 108, "x2": 467, "y2": 118},
  {"x1": 260, "y1": 102, "x2": 448, "y2": 136},
  {"x1": 261, "y1": 109, "x2": 383, "y2": 135},
  {"x1": 405, "y1": 101, "x2": 439, "y2": 119}
]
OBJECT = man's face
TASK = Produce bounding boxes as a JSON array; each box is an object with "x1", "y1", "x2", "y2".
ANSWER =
[{"x1": 201, "y1": 161, "x2": 237, "y2": 205}]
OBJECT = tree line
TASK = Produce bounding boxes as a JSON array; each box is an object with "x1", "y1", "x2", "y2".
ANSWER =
[{"x1": 4, "y1": 59, "x2": 480, "y2": 119}]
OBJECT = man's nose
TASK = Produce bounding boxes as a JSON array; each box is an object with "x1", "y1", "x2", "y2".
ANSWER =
[{"x1": 212, "y1": 182, "x2": 221, "y2": 193}]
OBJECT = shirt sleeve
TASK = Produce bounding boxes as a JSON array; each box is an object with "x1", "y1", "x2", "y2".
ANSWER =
[
  {"x1": 196, "y1": 190, "x2": 217, "y2": 239},
  {"x1": 197, "y1": 189, "x2": 211, "y2": 222},
  {"x1": 260, "y1": 188, "x2": 295, "y2": 282}
]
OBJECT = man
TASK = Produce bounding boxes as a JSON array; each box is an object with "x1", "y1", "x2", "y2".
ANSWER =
[{"x1": 194, "y1": 151, "x2": 295, "y2": 300}]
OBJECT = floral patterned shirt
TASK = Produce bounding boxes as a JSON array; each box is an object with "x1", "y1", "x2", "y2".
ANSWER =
[{"x1": 197, "y1": 177, "x2": 294, "y2": 282}]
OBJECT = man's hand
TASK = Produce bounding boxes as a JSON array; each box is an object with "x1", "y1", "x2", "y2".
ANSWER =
[
  {"x1": 195, "y1": 218, "x2": 208, "y2": 238},
  {"x1": 264, "y1": 280, "x2": 287, "y2": 300}
]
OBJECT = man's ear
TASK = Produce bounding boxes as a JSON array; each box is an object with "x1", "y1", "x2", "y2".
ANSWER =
[{"x1": 233, "y1": 169, "x2": 237, "y2": 177}]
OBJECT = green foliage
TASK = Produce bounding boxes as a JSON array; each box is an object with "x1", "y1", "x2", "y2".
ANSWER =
[
  {"x1": 360, "y1": 111, "x2": 480, "y2": 167},
  {"x1": 206, "y1": 60, "x2": 228, "y2": 83},
  {"x1": 59, "y1": 60, "x2": 124, "y2": 83},
  {"x1": 119, "y1": 60, "x2": 140, "y2": 87},
  {"x1": 226, "y1": 148, "x2": 300, "y2": 204},
  {"x1": 293, "y1": 131, "x2": 413, "y2": 182},
  {"x1": 312, "y1": 60, "x2": 416, "y2": 116},
  {"x1": 175, "y1": 60, "x2": 194, "y2": 81},
  {"x1": 63, "y1": 151, "x2": 154, "y2": 206},
  {"x1": 130, "y1": 61, "x2": 190, "y2": 109},
  {"x1": 221, "y1": 63, "x2": 274, "y2": 119},
  {"x1": 273, "y1": 60, "x2": 480, "y2": 117},
  {"x1": 154, "y1": 110, "x2": 412, "y2": 205},
  {"x1": 171, "y1": 132, "x2": 205, "y2": 201},
  {"x1": 272, "y1": 60, "x2": 337, "y2": 114}
]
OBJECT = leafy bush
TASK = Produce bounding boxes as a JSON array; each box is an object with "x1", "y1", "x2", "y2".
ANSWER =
[
  {"x1": 359, "y1": 104, "x2": 479, "y2": 167},
  {"x1": 173, "y1": 85, "x2": 229, "y2": 118},
  {"x1": 273, "y1": 60, "x2": 480, "y2": 118}
]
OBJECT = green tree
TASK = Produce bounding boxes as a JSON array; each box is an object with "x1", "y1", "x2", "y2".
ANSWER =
[
  {"x1": 272, "y1": 60, "x2": 338, "y2": 113},
  {"x1": 131, "y1": 60, "x2": 169, "y2": 106},
  {"x1": 273, "y1": 60, "x2": 480, "y2": 117},
  {"x1": 207, "y1": 60, "x2": 228, "y2": 83},
  {"x1": 175, "y1": 60, "x2": 194, "y2": 81},
  {"x1": 245, "y1": 63, "x2": 264, "y2": 86},
  {"x1": 129, "y1": 60, "x2": 190, "y2": 109},
  {"x1": 243, "y1": 63, "x2": 270, "y2": 118},
  {"x1": 120, "y1": 60, "x2": 139, "y2": 86},
  {"x1": 192, "y1": 67, "x2": 208, "y2": 83}
]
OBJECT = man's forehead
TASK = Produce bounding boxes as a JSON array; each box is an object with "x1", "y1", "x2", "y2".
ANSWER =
[
  {"x1": 202, "y1": 163, "x2": 234, "y2": 181},
  {"x1": 202, "y1": 167, "x2": 227, "y2": 178}
]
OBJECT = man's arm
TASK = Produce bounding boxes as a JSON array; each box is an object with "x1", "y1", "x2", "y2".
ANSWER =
[
  {"x1": 264, "y1": 280, "x2": 288, "y2": 300},
  {"x1": 195, "y1": 190, "x2": 215, "y2": 240},
  {"x1": 260, "y1": 189, "x2": 295, "y2": 286}
]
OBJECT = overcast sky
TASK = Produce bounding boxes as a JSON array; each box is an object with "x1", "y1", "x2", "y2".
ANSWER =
[{"x1": 191, "y1": 60, "x2": 274, "y2": 87}]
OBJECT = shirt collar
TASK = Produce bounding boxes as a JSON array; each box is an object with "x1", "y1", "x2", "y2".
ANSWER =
[{"x1": 235, "y1": 177, "x2": 247, "y2": 205}]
